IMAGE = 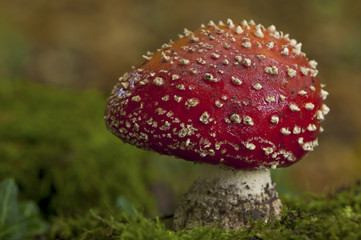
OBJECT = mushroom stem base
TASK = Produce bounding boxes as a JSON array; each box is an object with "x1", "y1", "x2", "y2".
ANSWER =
[{"x1": 172, "y1": 165, "x2": 282, "y2": 230}]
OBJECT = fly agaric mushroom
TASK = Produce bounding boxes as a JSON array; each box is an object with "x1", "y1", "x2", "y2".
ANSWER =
[{"x1": 104, "y1": 19, "x2": 329, "y2": 230}]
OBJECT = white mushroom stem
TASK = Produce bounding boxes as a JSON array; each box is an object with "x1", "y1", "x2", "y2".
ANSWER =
[{"x1": 173, "y1": 165, "x2": 282, "y2": 230}]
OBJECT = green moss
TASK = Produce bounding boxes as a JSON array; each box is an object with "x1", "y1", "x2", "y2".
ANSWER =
[{"x1": 48, "y1": 182, "x2": 361, "y2": 239}]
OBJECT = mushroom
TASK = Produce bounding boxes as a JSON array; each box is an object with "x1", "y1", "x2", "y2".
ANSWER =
[{"x1": 104, "y1": 19, "x2": 329, "y2": 230}]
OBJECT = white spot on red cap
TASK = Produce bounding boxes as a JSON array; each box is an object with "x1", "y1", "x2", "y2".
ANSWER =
[
  {"x1": 230, "y1": 113, "x2": 241, "y2": 123},
  {"x1": 265, "y1": 42, "x2": 274, "y2": 49},
  {"x1": 243, "y1": 116, "x2": 254, "y2": 125},
  {"x1": 120, "y1": 82, "x2": 129, "y2": 89},
  {"x1": 190, "y1": 35, "x2": 199, "y2": 42},
  {"x1": 179, "y1": 59, "x2": 190, "y2": 65},
  {"x1": 211, "y1": 53, "x2": 220, "y2": 59},
  {"x1": 222, "y1": 59, "x2": 229, "y2": 65},
  {"x1": 300, "y1": 67, "x2": 310, "y2": 76},
  {"x1": 227, "y1": 18, "x2": 235, "y2": 29},
  {"x1": 245, "y1": 142, "x2": 256, "y2": 150},
  {"x1": 272, "y1": 31, "x2": 281, "y2": 39},
  {"x1": 268, "y1": 25, "x2": 276, "y2": 31},
  {"x1": 309, "y1": 60, "x2": 318, "y2": 69},
  {"x1": 161, "y1": 52, "x2": 170, "y2": 62},
  {"x1": 215, "y1": 100, "x2": 223, "y2": 108},
  {"x1": 139, "y1": 132, "x2": 148, "y2": 140},
  {"x1": 223, "y1": 43, "x2": 231, "y2": 49},
  {"x1": 231, "y1": 76, "x2": 242, "y2": 85},
  {"x1": 142, "y1": 55, "x2": 152, "y2": 60},
  {"x1": 281, "y1": 48, "x2": 289, "y2": 55},
  {"x1": 307, "y1": 124, "x2": 317, "y2": 132},
  {"x1": 131, "y1": 95, "x2": 141, "y2": 102},
  {"x1": 153, "y1": 77, "x2": 164, "y2": 86},
  {"x1": 242, "y1": 41, "x2": 252, "y2": 48},
  {"x1": 219, "y1": 19, "x2": 226, "y2": 25},
  {"x1": 310, "y1": 69, "x2": 319, "y2": 77},
  {"x1": 189, "y1": 68, "x2": 197, "y2": 74},
  {"x1": 322, "y1": 104, "x2": 330, "y2": 115},
  {"x1": 263, "y1": 147, "x2": 273, "y2": 155},
  {"x1": 293, "y1": 126, "x2": 301, "y2": 134},
  {"x1": 254, "y1": 25, "x2": 264, "y2": 38},
  {"x1": 242, "y1": 58, "x2": 252, "y2": 66},
  {"x1": 293, "y1": 43, "x2": 302, "y2": 55},
  {"x1": 321, "y1": 89, "x2": 329, "y2": 100},
  {"x1": 174, "y1": 95, "x2": 182, "y2": 102},
  {"x1": 287, "y1": 68, "x2": 297, "y2": 77},
  {"x1": 253, "y1": 83, "x2": 262, "y2": 90},
  {"x1": 316, "y1": 110, "x2": 325, "y2": 121},
  {"x1": 156, "y1": 108, "x2": 166, "y2": 115},
  {"x1": 298, "y1": 90, "x2": 307, "y2": 95},
  {"x1": 281, "y1": 128, "x2": 291, "y2": 135},
  {"x1": 172, "y1": 74, "x2": 180, "y2": 80},
  {"x1": 235, "y1": 25, "x2": 243, "y2": 34},
  {"x1": 176, "y1": 84, "x2": 185, "y2": 90},
  {"x1": 289, "y1": 39, "x2": 297, "y2": 46},
  {"x1": 270, "y1": 115, "x2": 279, "y2": 124},
  {"x1": 305, "y1": 103, "x2": 315, "y2": 110},
  {"x1": 161, "y1": 95, "x2": 169, "y2": 101},
  {"x1": 241, "y1": 20, "x2": 250, "y2": 29},
  {"x1": 207, "y1": 20, "x2": 216, "y2": 27},
  {"x1": 289, "y1": 104, "x2": 301, "y2": 112},
  {"x1": 302, "y1": 142, "x2": 314, "y2": 151},
  {"x1": 199, "y1": 111, "x2": 212, "y2": 124},
  {"x1": 264, "y1": 66, "x2": 278, "y2": 75},
  {"x1": 265, "y1": 96, "x2": 276, "y2": 103},
  {"x1": 197, "y1": 58, "x2": 206, "y2": 65},
  {"x1": 234, "y1": 56, "x2": 243, "y2": 62},
  {"x1": 185, "y1": 98, "x2": 200, "y2": 109},
  {"x1": 204, "y1": 73, "x2": 218, "y2": 82}
]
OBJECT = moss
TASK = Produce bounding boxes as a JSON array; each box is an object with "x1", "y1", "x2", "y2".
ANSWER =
[{"x1": 47, "y1": 182, "x2": 361, "y2": 239}]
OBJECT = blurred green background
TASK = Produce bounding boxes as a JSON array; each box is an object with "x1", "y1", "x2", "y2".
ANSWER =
[{"x1": 1, "y1": 0, "x2": 361, "y2": 231}]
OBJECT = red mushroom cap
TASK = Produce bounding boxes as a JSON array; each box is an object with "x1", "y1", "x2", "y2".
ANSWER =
[{"x1": 105, "y1": 19, "x2": 329, "y2": 170}]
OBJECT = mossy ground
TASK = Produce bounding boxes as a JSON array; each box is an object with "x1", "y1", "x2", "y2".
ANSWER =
[
  {"x1": 47, "y1": 182, "x2": 361, "y2": 240},
  {"x1": 1, "y1": 79, "x2": 360, "y2": 239}
]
